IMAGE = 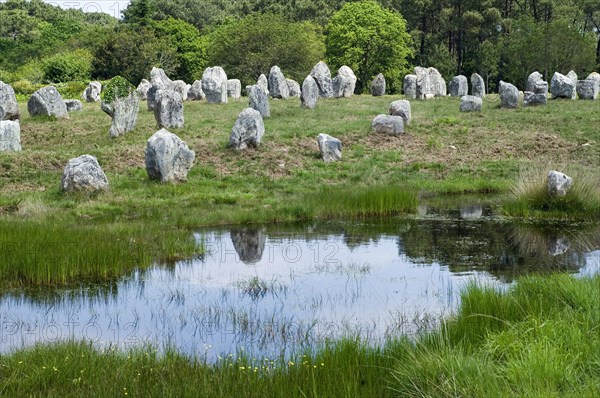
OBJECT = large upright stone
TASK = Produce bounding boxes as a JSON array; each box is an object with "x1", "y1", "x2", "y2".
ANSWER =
[
  {"x1": 172, "y1": 80, "x2": 189, "y2": 101},
  {"x1": 471, "y1": 73, "x2": 485, "y2": 98},
  {"x1": 499, "y1": 81, "x2": 519, "y2": 108},
  {"x1": 389, "y1": 100, "x2": 411, "y2": 126},
  {"x1": 460, "y1": 95, "x2": 482, "y2": 112},
  {"x1": 247, "y1": 84, "x2": 270, "y2": 118},
  {"x1": 371, "y1": 115, "x2": 404, "y2": 135},
  {"x1": 82, "y1": 81, "x2": 101, "y2": 103},
  {"x1": 523, "y1": 92, "x2": 547, "y2": 107},
  {"x1": 60, "y1": 155, "x2": 109, "y2": 193},
  {"x1": 317, "y1": 134, "x2": 342, "y2": 162},
  {"x1": 414, "y1": 67, "x2": 430, "y2": 99},
  {"x1": 229, "y1": 108, "x2": 264, "y2": 150},
  {"x1": 567, "y1": 70, "x2": 578, "y2": 84},
  {"x1": 137, "y1": 79, "x2": 151, "y2": 100},
  {"x1": 301, "y1": 75, "x2": 319, "y2": 109},
  {"x1": 371, "y1": 73, "x2": 386, "y2": 96},
  {"x1": 428, "y1": 67, "x2": 446, "y2": 96},
  {"x1": 0, "y1": 82, "x2": 19, "y2": 120},
  {"x1": 586, "y1": 72, "x2": 600, "y2": 84},
  {"x1": 548, "y1": 170, "x2": 573, "y2": 198},
  {"x1": 577, "y1": 80, "x2": 599, "y2": 100},
  {"x1": 449, "y1": 75, "x2": 468, "y2": 97},
  {"x1": 101, "y1": 78, "x2": 139, "y2": 138},
  {"x1": 286, "y1": 79, "x2": 301, "y2": 98},
  {"x1": 147, "y1": 67, "x2": 174, "y2": 110},
  {"x1": 310, "y1": 61, "x2": 334, "y2": 98},
  {"x1": 332, "y1": 66, "x2": 356, "y2": 98},
  {"x1": 27, "y1": 86, "x2": 68, "y2": 119},
  {"x1": 403, "y1": 75, "x2": 417, "y2": 99},
  {"x1": 526, "y1": 71, "x2": 544, "y2": 92},
  {"x1": 550, "y1": 72, "x2": 576, "y2": 99},
  {"x1": 227, "y1": 79, "x2": 241, "y2": 99},
  {"x1": 257, "y1": 74, "x2": 269, "y2": 96},
  {"x1": 202, "y1": 66, "x2": 228, "y2": 104},
  {"x1": 145, "y1": 129, "x2": 195, "y2": 183},
  {"x1": 0, "y1": 120, "x2": 21, "y2": 152},
  {"x1": 188, "y1": 80, "x2": 205, "y2": 101},
  {"x1": 533, "y1": 81, "x2": 548, "y2": 95},
  {"x1": 268, "y1": 66, "x2": 289, "y2": 99},
  {"x1": 154, "y1": 90, "x2": 184, "y2": 129}
]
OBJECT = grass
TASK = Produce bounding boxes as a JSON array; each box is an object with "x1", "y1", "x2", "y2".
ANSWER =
[{"x1": 0, "y1": 274, "x2": 597, "y2": 397}]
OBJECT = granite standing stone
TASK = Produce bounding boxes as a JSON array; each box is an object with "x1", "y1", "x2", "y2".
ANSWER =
[
  {"x1": 403, "y1": 75, "x2": 417, "y2": 99},
  {"x1": 371, "y1": 115, "x2": 404, "y2": 135},
  {"x1": 188, "y1": 80, "x2": 205, "y2": 101},
  {"x1": 317, "y1": 133, "x2": 342, "y2": 162},
  {"x1": 371, "y1": 74, "x2": 386, "y2": 96},
  {"x1": 548, "y1": 170, "x2": 573, "y2": 197},
  {"x1": 0, "y1": 81, "x2": 19, "y2": 120},
  {"x1": 153, "y1": 89, "x2": 184, "y2": 129},
  {"x1": 389, "y1": 100, "x2": 411, "y2": 126},
  {"x1": 172, "y1": 80, "x2": 189, "y2": 101},
  {"x1": 310, "y1": 61, "x2": 334, "y2": 98},
  {"x1": 101, "y1": 89, "x2": 140, "y2": 138},
  {"x1": 147, "y1": 67, "x2": 175, "y2": 110},
  {"x1": 301, "y1": 75, "x2": 319, "y2": 109},
  {"x1": 0, "y1": 120, "x2": 21, "y2": 152},
  {"x1": 227, "y1": 79, "x2": 242, "y2": 99},
  {"x1": 247, "y1": 84, "x2": 270, "y2": 118},
  {"x1": 229, "y1": 108, "x2": 265, "y2": 150},
  {"x1": 286, "y1": 79, "x2": 301, "y2": 98},
  {"x1": 202, "y1": 66, "x2": 228, "y2": 104},
  {"x1": 332, "y1": 65, "x2": 356, "y2": 98},
  {"x1": 137, "y1": 79, "x2": 151, "y2": 100},
  {"x1": 449, "y1": 75, "x2": 468, "y2": 97},
  {"x1": 60, "y1": 155, "x2": 109, "y2": 192},
  {"x1": 577, "y1": 79, "x2": 599, "y2": 100},
  {"x1": 145, "y1": 128, "x2": 195, "y2": 183},
  {"x1": 82, "y1": 81, "x2": 102, "y2": 103},
  {"x1": 550, "y1": 72, "x2": 576, "y2": 99},
  {"x1": 471, "y1": 73, "x2": 485, "y2": 98},
  {"x1": 27, "y1": 86, "x2": 69, "y2": 119},
  {"x1": 428, "y1": 67, "x2": 446, "y2": 96},
  {"x1": 499, "y1": 81, "x2": 519, "y2": 108},
  {"x1": 257, "y1": 74, "x2": 269, "y2": 96},
  {"x1": 526, "y1": 71, "x2": 544, "y2": 92},
  {"x1": 268, "y1": 66, "x2": 289, "y2": 99}
]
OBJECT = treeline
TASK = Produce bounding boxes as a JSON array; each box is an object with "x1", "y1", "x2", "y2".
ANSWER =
[{"x1": 0, "y1": 0, "x2": 598, "y2": 94}]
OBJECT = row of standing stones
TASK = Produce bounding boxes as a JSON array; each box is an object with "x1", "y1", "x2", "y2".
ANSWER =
[{"x1": 1, "y1": 62, "x2": 579, "y2": 197}]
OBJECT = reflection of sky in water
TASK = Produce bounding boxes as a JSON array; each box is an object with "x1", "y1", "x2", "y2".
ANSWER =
[{"x1": 1, "y1": 225, "x2": 598, "y2": 362}]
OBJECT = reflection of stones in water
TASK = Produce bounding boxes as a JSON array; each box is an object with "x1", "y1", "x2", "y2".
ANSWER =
[
  {"x1": 230, "y1": 228, "x2": 266, "y2": 264},
  {"x1": 417, "y1": 204, "x2": 428, "y2": 217},
  {"x1": 548, "y1": 236, "x2": 570, "y2": 256},
  {"x1": 460, "y1": 205, "x2": 483, "y2": 219}
]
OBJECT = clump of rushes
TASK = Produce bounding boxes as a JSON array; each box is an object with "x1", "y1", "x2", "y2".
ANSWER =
[
  {"x1": 503, "y1": 164, "x2": 600, "y2": 219},
  {"x1": 101, "y1": 75, "x2": 134, "y2": 103}
]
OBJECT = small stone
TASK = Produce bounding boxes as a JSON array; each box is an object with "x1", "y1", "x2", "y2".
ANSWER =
[
  {"x1": 229, "y1": 108, "x2": 265, "y2": 150},
  {"x1": 389, "y1": 100, "x2": 411, "y2": 126},
  {"x1": 317, "y1": 133, "x2": 342, "y2": 162},
  {"x1": 460, "y1": 95, "x2": 482, "y2": 112},
  {"x1": 60, "y1": 155, "x2": 109, "y2": 193},
  {"x1": 145, "y1": 128, "x2": 195, "y2": 183},
  {"x1": 523, "y1": 92, "x2": 547, "y2": 107},
  {"x1": 0, "y1": 120, "x2": 21, "y2": 152},
  {"x1": 188, "y1": 80, "x2": 205, "y2": 101},
  {"x1": 65, "y1": 99, "x2": 83, "y2": 112},
  {"x1": 286, "y1": 79, "x2": 301, "y2": 98},
  {"x1": 547, "y1": 170, "x2": 573, "y2": 197},
  {"x1": 137, "y1": 79, "x2": 151, "y2": 100},
  {"x1": 227, "y1": 79, "x2": 241, "y2": 99},
  {"x1": 0, "y1": 81, "x2": 19, "y2": 120},
  {"x1": 576, "y1": 79, "x2": 599, "y2": 100},
  {"x1": 172, "y1": 80, "x2": 189, "y2": 101},
  {"x1": 371, "y1": 114, "x2": 404, "y2": 135},
  {"x1": 82, "y1": 81, "x2": 102, "y2": 103}
]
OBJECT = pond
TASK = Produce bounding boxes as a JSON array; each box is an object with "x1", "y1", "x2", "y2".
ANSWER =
[{"x1": 1, "y1": 202, "x2": 598, "y2": 361}]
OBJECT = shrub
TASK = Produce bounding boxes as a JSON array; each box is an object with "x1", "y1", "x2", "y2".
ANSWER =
[
  {"x1": 101, "y1": 75, "x2": 134, "y2": 103},
  {"x1": 42, "y1": 49, "x2": 92, "y2": 83}
]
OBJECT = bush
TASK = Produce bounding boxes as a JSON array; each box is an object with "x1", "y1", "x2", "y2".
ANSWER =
[
  {"x1": 42, "y1": 49, "x2": 92, "y2": 83},
  {"x1": 101, "y1": 76, "x2": 134, "y2": 103}
]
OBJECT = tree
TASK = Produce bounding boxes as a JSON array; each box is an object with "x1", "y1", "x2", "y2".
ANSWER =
[{"x1": 325, "y1": 1, "x2": 413, "y2": 93}]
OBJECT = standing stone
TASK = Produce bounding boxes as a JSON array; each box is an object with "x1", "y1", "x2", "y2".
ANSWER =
[
  {"x1": 460, "y1": 95, "x2": 482, "y2": 112},
  {"x1": 257, "y1": 74, "x2": 269, "y2": 96},
  {"x1": 202, "y1": 66, "x2": 228, "y2": 104},
  {"x1": 27, "y1": 86, "x2": 69, "y2": 119},
  {"x1": 332, "y1": 66, "x2": 357, "y2": 98},
  {"x1": 147, "y1": 67, "x2": 175, "y2": 110},
  {"x1": 137, "y1": 79, "x2": 151, "y2": 100},
  {"x1": 577, "y1": 80, "x2": 599, "y2": 100},
  {"x1": 0, "y1": 81, "x2": 19, "y2": 120},
  {"x1": 471, "y1": 73, "x2": 485, "y2": 98},
  {"x1": 145, "y1": 128, "x2": 195, "y2": 183},
  {"x1": 499, "y1": 81, "x2": 519, "y2": 108},
  {"x1": 414, "y1": 67, "x2": 430, "y2": 99},
  {"x1": 371, "y1": 115, "x2": 404, "y2": 135},
  {"x1": 268, "y1": 66, "x2": 289, "y2": 99},
  {"x1": 101, "y1": 77, "x2": 139, "y2": 138},
  {"x1": 286, "y1": 79, "x2": 301, "y2": 98},
  {"x1": 60, "y1": 155, "x2": 109, "y2": 193},
  {"x1": 310, "y1": 61, "x2": 334, "y2": 98},
  {"x1": 586, "y1": 72, "x2": 600, "y2": 84},
  {"x1": 548, "y1": 170, "x2": 573, "y2": 198},
  {"x1": 533, "y1": 81, "x2": 548, "y2": 95},
  {"x1": 81, "y1": 81, "x2": 101, "y2": 103},
  {"x1": 65, "y1": 99, "x2": 83, "y2": 112},
  {"x1": 567, "y1": 70, "x2": 578, "y2": 83},
  {"x1": 526, "y1": 72, "x2": 544, "y2": 92},
  {"x1": 404, "y1": 75, "x2": 417, "y2": 99},
  {"x1": 153, "y1": 90, "x2": 184, "y2": 129},
  {"x1": 523, "y1": 92, "x2": 547, "y2": 107},
  {"x1": 247, "y1": 84, "x2": 270, "y2": 118},
  {"x1": 371, "y1": 73, "x2": 386, "y2": 96},
  {"x1": 550, "y1": 72, "x2": 577, "y2": 99},
  {"x1": 389, "y1": 100, "x2": 411, "y2": 126},
  {"x1": 229, "y1": 108, "x2": 265, "y2": 150},
  {"x1": 317, "y1": 133, "x2": 342, "y2": 162},
  {"x1": 428, "y1": 67, "x2": 446, "y2": 96},
  {"x1": 172, "y1": 80, "x2": 189, "y2": 101},
  {"x1": 301, "y1": 75, "x2": 319, "y2": 109},
  {"x1": 449, "y1": 75, "x2": 468, "y2": 97},
  {"x1": 188, "y1": 80, "x2": 205, "y2": 101},
  {"x1": 0, "y1": 120, "x2": 21, "y2": 152},
  {"x1": 227, "y1": 79, "x2": 242, "y2": 99}
]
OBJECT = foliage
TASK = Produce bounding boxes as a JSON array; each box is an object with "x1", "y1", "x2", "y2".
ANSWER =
[
  {"x1": 41, "y1": 49, "x2": 92, "y2": 83},
  {"x1": 325, "y1": 1, "x2": 412, "y2": 93},
  {"x1": 101, "y1": 75, "x2": 134, "y2": 103}
]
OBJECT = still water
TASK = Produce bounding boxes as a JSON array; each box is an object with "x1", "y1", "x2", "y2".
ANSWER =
[{"x1": 1, "y1": 205, "x2": 598, "y2": 361}]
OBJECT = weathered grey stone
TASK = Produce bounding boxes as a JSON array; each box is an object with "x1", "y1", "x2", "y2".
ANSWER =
[
  {"x1": 268, "y1": 66, "x2": 289, "y2": 99},
  {"x1": 460, "y1": 95, "x2": 482, "y2": 112},
  {"x1": 547, "y1": 236, "x2": 570, "y2": 256},
  {"x1": 101, "y1": 91, "x2": 140, "y2": 138},
  {"x1": 317, "y1": 133, "x2": 342, "y2": 162},
  {"x1": 499, "y1": 81, "x2": 519, "y2": 108},
  {"x1": 230, "y1": 228, "x2": 266, "y2": 264},
  {"x1": 286, "y1": 79, "x2": 301, "y2": 98},
  {"x1": 229, "y1": 108, "x2": 264, "y2": 150},
  {"x1": 550, "y1": 72, "x2": 577, "y2": 99},
  {"x1": 449, "y1": 75, "x2": 468, "y2": 97},
  {"x1": 403, "y1": 75, "x2": 417, "y2": 99},
  {"x1": 371, "y1": 114, "x2": 404, "y2": 135},
  {"x1": 533, "y1": 81, "x2": 548, "y2": 95},
  {"x1": 202, "y1": 66, "x2": 228, "y2": 104},
  {"x1": 567, "y1": 70, "x2": 578, "y2": 84},
  {"x1": 82, "y1": 81, "x2": 101, "y2": 103},
  {"x1": 414, "y1": 67, "x2": 430, "y2": 99},
  {"x1": 301, "y1": 75, "x2": 319, "y2": 109},
  {"x1": 371, "y1": 73, "x2": 386, "y2": 96},
  {"x1": 188, "y1": 80, "x2": 205, "y2": 101},
  {"x1": 577, "y1": 79, "x2": 599, "y2": 100},
  {"x1": 523, "y1": 91, "x2": 547, "y2": 107},
  {"x1": 0, "y1": 120, "x2": 21, "y2": 152},
  {"x1": 471, "y1": 73, "x2": 485, "y2": 97},
  {"x1": 27, "y1": 86, "x2": 69, "y2": 119},
  {"x1": 65, "y1": 99, "x2": 83, "y2": 112},
  {"x1": 526, "y1": 71, "x2": 544, "y2": 92},
  {"x1": 586, "y1": 72, "x2": 600, "y2": 84},
  {"x1": 153, "y1": 90, "x2": 184, "y2": 129},
  {"x1": 60, "y1": 155, "x2": 108, "y2": 192},
  {"x1": 257, "y1": 74, "x2": 269, "y2": 96},
  {"x1": 0, "y1": 81, "x2": 19, "y2": 120},
  {"x1": 227, "y1": 79, "x2": 242, "y2": 99},
  {"x1": 332, "y1": 65, "x2": 356, "y2": 98},
  {"x1": 428, "y1": 67, "x2": 446, "y2": 96},
  {"x1": 147, "y1": 67, "x2": 175, "y2": 110},
  {"x1": 389, "y1": 100, "x2": 411, "y2": 126},
  {"x1": 145, "y1": 128, "x2": 195, "y2": 183},
  {"x1": 137, "y1": 79, "x2": 151, "y2": 100},
  {"x1": 548, "y1": 170, "x2": 573, "y2": 198},
  {"x1": 247, "y1": 84, "x2": 270, "y2": 118},
  {"x1": 172, "y1": 80, "x2": 189, "y2": 101},
  {"x1": 310, "y1": 61, "x2": 334, "y2": 98}
]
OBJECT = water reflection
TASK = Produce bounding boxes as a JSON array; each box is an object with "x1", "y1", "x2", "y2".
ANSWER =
[{"x1": 230, "y1": 228, "x2": 266, "y2": 264}]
